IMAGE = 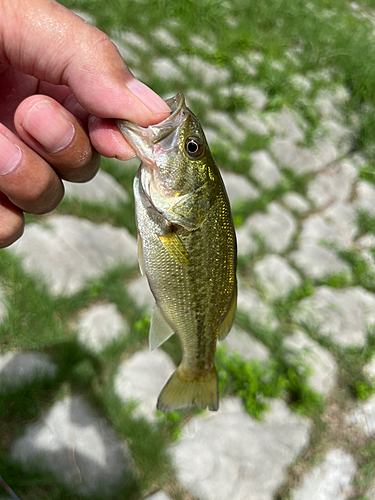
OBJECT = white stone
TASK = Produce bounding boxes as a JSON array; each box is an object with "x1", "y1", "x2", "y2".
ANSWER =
[
  {"x1": 314, "y1": 90, "x2": 343, "y2": 121},
  {"x1": 265, "y1": 108, "x2": 305, "y2": 142},
  {"x1": 0, "y1": 287, "x2": 7, "y2": 324},
  {"x1": 77, "y1": 303, "x2": 129, "y2": 353},
  {"x1": 253, "y1": 255, "x2": 302, "y2": 300},
  {"x1": 152, "y1": 28, "x2": 179, "y2": 48},
  {"x1": 367, "y1": 481, "x2": 375, "y2": 500},
  {"x1": 363, "y1": 356, "x2": 375, "y2": 381},
  {"x1": 291, "y1": 449, "x2": 356, "y2": 500},
  {"x1": 170, "y1": 397, "x2": 311, "y2": 500},
  {"x1": 290, "y1": 243, "x2": 350, "y2": 280},
  {"x1": 177, "y1": 55, "x2": 230, "y2": 86},
  {"x1": 8, "y1": 216, "x2": 137, "y2": 296},
  {"x1": 233, "y1": 56, "x2": 258, "y2": 77},
  {"x1": 284, "y1": 331, "x2": 337, "y2": 395},
  {"x1": 0, "y1": 352, "x2": 57, "y2": 392},
  {"x1": 71, "y1": 9, "x2": 95, "y2": 24},
  {"x1": 354, "y1": 181, "x2": 375, "y2": 217},
  {"x1": 222, "y1": 325, "x2": 270, "y2": 362},
  {"x1": 121, "y1": 30, "x2": 148, "y2": 51},
  {"x1": 11, "y1": 396, "x2": 134, "y2": 497},
  {"x1": 231, "y1": 84, "x2": 267, "y2": 110},
  {"x1": 237, "y1": 285, "x2": 279, "y2": 330},
  {"x1": 294, "y1": 286, "x2": 375, "y2": 347},
  {"x1": 203, "y1": 127, "x2": 219, "y2": 145},
  {"x1": 189, "y1": 34, "x2": 215, "y2": 53},
  {"x1": 248, "y1": 51, "x2": 264, "y2": 64},
  {"x1": 290, "y1": 74, "x2": 312, "y2": 93},
  {"x1": 236, "y1": 228, "x2": 257, "y2": 258},
  {"x1": 185, "y1": 89, "x2": 211, "y2": 107},
  {"x1": 270, "y1": 139, "x2": 319, "y2": 174},
  {"x1": 322, "y1": 202, "x2": 357, "y2": 246},
  {"x1": 250, "y1": 150, "x2": 282, "y2": 188},
  {"x1": 63, "y1": 169, "x2": 129, "y2": 206},
  {"x1": 307, "y1": 161, "x2": 357, "y2": 208},
  {"x1": 207, "y1": 111, "x2": 246, "y2": 142},
  {"x1": 235, "y1": 113, "x2": 268, "y2": 136},
  {"x1": 127, "y1": 275, "x2": 154, "y2": 313},
  {"x1": 322, "y1": 119, "x2": 351, "y2": 154},
  {"x1": 244, "y1": 203, "x2": 296, "y2": 253},
  {"x1": 220, "y1": 170, "x2": 259, "y2": 205},
  {"x1": 271, "y1": 138, "x2": 338, "y2": 175},
  {"x1": 153, "y1": 58, "x2": 184, "y2": 81},
  {"x1": 145, "y1": 492, "x2": 172, "y2": 500},
  {"x1": 282, "y1": 192, "x2": 310, "y2": 215},
  {"x1": 114, "y1": 350, "x2": 176, "y2": 421},
  {"x1": 346, "y1": 394, "x2": 375, "y2": 436}
]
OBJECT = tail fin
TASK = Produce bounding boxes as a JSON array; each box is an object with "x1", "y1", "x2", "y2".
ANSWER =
[{"x1": 157, "y1": 365, "x2": 218, "y2": 413}]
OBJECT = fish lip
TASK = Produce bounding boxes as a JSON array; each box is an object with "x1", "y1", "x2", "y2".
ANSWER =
[{"x1": 117, "y1": 92, "x2": 186, "y2": 144}]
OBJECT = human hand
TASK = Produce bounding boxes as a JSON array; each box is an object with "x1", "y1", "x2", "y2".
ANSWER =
[{"x1": 0, "y1": 0, "x2": 170, "y2": 248}]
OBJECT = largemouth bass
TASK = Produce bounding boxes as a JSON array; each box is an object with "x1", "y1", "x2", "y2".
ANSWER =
[{"x1": 118, "y1": 93, "x2": 237, "y2": 412}]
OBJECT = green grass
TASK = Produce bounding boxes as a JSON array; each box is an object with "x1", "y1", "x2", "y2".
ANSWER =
[{"x1": 4, "y1": 0, "x2": 375, "y2": 497}]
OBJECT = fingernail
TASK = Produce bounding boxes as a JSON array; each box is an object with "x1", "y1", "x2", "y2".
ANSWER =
[
  {"x1": 0, "y1": 133, "x2": 22, "y2": 175},
  {"x1": 23, "y1": 101, "x2": 75, "y2": 153},
  {"x1": 127, "y1": 79, "x2": 171, "y2": 115}
]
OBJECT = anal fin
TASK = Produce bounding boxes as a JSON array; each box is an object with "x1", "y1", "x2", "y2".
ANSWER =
[
  {"x1": 150, "y1": 306, "x2": 175, "y2": 351},
  {"x1": 218, "y1": 287, "x2": 237, "y2": 341},
  {"x1": 157, "y1": 232, "x2": 191, "y2": 266}
]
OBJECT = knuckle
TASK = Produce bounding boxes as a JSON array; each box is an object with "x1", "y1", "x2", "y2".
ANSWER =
[{"x1": 0, "y1": 215, "x2": 24, "y2": 248}]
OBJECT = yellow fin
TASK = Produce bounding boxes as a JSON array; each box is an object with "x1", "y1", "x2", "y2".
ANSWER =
[
  {"x1": 157, "y1": 232, "x2": 191, "y2": 266},
  {"x1": 157, "y1": 366, "x2": 218, "y2": 413},
  {"x1": 218, "y1": 287, "x2": 237, "y2": 341},
  {"x1": 137, "y1": 234, "x2": 145, "y2": 276},
  {"x1": 150, "y1": 306, "x2": 175, "y2": 351}
]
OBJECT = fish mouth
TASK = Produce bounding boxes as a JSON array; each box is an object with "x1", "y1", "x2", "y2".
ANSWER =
[{"x1": 117, "y1": 92, "x2": 186, "y2": 165}]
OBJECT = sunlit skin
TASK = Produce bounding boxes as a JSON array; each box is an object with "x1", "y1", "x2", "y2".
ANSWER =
[{"x1": 0, "y1": 0, "x2": 170, "y2": 248}]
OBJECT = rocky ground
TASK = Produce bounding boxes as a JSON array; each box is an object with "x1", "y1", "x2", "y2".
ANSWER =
[{"x1": 2, "y1": 2, "x2": 375, "y2": 499}]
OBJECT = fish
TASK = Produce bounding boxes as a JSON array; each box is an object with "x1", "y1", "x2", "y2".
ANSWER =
[{"x1": 117, "y1": 93, "x2": 237, "y2": 413}]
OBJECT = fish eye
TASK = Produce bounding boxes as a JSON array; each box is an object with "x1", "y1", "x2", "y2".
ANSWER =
[{"x1": 185, "y1": 137, "x2": 203, "y2": 158}]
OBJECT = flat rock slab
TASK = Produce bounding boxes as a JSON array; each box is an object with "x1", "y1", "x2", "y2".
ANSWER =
[
  {"x1": 63, "y1": 169, "x2": 129, "y2": 206},
  {"x1": 11, "y1": 396, "x2": 135, "y2": 498},
  {"x1": 126, "y1": 275, "x2": 155, "y2": 313},
  {"x1": 220, "y1": 170, "x2": 259, "y2": 205},
  {"x1": 244, "y1": 202, "x2": 296, "y2": 253},
  {"x1": 222, "y1": 325, "x2": 270, "y2": 362},
  {"x1": 346, "y1": 394, "x2": 375, "y2": 436},
  {"x1": 307, "y1": 161, "x2": 356, "y2": 208},
  {"x1": 354, "y1": 181, "x2": 375, "y2": 217},
  {"x1": 284, "y1": 330, "x2": 337, "y2": 395},
  {"x1": 114, "y1": 350, "x2": 176, "y2": 421},
  {"x1": 8, "y1": 216, "x2": 137, "y2": 296},
  {"x1": 0, "y1": 352, "x2": 57, "y2": 392},
  {"x1": 289, "y1": 243, "x2": 350, "y2": 280},
  {"x1": 170, "y1": 397, "x2": 311, "y2": 500},
  {"x1": 253, "y1": 254, "x2": 302, "y2": 300},
  {"x1": 249, "y1": 150, "x2": 282, "y2": 189},
  {"x1": 145, "y1": 492, "x2": 172, "y2": 500},
  {"x1": 77, "y1": 303, "x2": 129, "y2": 353},
  {"x1": 294, "y1": 286, "x2": 375, "y2": 347},
  {"x1": 237, "y1": 285, "x2": 279, "y2": 330},
  {"x1": 264, "y1": 108, "x2": 305, "y2": 142},
  {"x1": 282, "y1": 192, "x2": 310, "y2": 215},
  {"x1": 291, "y1": 449, "x2": 356, "y2": 500}
]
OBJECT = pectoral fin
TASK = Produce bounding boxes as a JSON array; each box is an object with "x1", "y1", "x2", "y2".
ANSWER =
[
  {"x1": 157, "y1": 232, "x2": 191, "y2": 266},
  {"x1": 218, "y1": 287, "x2": 237, "y2": 341},
  {"x1": 150, "y1": 305, "x2": 175, "y2": 351}
]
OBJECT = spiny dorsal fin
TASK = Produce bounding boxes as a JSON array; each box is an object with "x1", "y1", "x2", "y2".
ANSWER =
[
  {"x1": 150, "y1": 305, "x2": 175, "y2": 351},
  {"x1": 157, "y1": 232, "x2": 191, "y2": 267},
  {"x1": 218, "y1": 287, "x2": 237, "y2": 341}
]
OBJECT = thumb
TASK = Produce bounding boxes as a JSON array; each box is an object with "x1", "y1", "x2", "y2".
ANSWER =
[{"x1": 0, "y1": 0, "x2": 170, "y2": 126}]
